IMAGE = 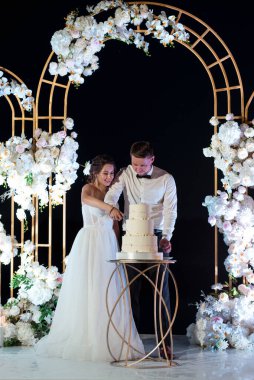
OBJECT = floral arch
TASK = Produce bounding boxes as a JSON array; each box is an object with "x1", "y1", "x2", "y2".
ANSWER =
[
  {"x1": 35, "y1": 1, "x2": 246, "y2": 281},
  {"x1": 1, "y1": 0, "x2": 254, "y2": 348}
]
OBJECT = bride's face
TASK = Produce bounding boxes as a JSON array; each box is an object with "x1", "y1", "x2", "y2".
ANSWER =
[{"x1": 97, "y1": 164, "x2": 115, "y2": 187}]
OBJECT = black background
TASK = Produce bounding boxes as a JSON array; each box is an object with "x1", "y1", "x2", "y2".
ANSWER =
[{"x1": 1, "y1": 0, "x2": 254, "y2": 334}]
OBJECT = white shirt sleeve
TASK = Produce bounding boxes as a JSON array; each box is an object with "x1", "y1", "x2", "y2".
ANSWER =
[{"x1": 162, "y1": 175, "x2": 177, "y2": 241}]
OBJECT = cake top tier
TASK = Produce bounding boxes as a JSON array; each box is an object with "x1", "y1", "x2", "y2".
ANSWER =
[{"x1": 129, "y1": 203, "x2": 151, "y2": 220}]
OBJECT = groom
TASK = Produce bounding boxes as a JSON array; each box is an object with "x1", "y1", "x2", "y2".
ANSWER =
[{"x1": 105, "y1": 140, "x2": 177, "y2": 357}]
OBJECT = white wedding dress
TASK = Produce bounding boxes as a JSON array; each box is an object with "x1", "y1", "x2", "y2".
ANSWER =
[{"x1": 35, "y1": 204, "x2": 145, "y2": 361}]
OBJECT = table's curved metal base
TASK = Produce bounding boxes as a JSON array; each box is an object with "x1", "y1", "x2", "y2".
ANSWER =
[
  {"x1": 106, "y1": 259, "x2": 178, "y2": 368},
  {"x1": 110, "y1": 358, "x2": 180, "y2": 369}
]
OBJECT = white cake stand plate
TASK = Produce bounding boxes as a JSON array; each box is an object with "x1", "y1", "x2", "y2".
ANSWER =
[{"x1": 116, "y1": 251, "x2": 163, "y2": 260}]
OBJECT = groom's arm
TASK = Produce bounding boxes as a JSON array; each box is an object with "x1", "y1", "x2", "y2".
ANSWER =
[{"x1": 104, "y1": 168, "x2": 125, "y2": 206}]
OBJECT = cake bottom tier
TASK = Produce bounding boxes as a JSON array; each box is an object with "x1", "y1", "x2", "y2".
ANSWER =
[{"x1": 122, "y1": 235, "x2": 158, "y2": 254}]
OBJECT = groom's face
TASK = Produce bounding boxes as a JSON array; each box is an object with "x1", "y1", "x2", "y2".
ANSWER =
[{"x1": 131, "y1": 155, "x2": 154, "y2": 176}]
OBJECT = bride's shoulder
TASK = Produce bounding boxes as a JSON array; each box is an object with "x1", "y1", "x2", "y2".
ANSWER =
[{"x1": 82, "y1": 183, "x2": 95, "y2": 195}]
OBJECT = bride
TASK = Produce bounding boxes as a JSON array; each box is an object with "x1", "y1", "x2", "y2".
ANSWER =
[{"x1": 35, "y1": 154, "x2": 145, "y2": 361}]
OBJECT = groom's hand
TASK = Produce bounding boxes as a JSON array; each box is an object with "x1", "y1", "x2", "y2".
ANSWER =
[{"x1": 159, "y1": 238, "x2": 172, "y2": 254}]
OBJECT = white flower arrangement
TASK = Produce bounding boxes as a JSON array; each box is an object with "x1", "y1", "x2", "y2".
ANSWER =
[
  {"x1": 187, "y1": 283, "x2": 254, "y2": 351},
  {"x1": 0, "y1": 71, "x2": 34, "y2": 111},
  {"x1": 0, "y1": 118, "x2": 79, "y2": 221},
  {"x1": 189, "y1": 114, "x2": 254, "y2": 351},
  {"x1": 203, "y1": 187, "x2": 254, "y2": 282},
  {"x1": 203, "y1": 114, "x2": 254, "y2": 283},
  {"x1": 1, "y1": 240, "x2": 62, "y2": 346},
  {"x1": 49, "y1": 0, "x2": 189, "y2": 86},
  {"x1": 203, "y1": 115, "x2": 254, "y2": 192},
  {"x1": 0, "y1": 214, "x2": 18, "y2": 265}
]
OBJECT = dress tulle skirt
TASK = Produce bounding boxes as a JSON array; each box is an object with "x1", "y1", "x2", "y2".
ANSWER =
[{"x1": 35, "y1": 207, "x2": 144, "y2": 362}]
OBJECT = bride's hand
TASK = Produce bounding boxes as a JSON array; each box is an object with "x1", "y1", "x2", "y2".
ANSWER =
[{"x1": 109, "y1": 207, "x2": 123, "y2": 221}]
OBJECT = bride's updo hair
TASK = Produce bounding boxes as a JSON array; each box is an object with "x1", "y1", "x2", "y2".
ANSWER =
[{"x1": 87, "y1": 154, "x2": 116, "y2": 184}]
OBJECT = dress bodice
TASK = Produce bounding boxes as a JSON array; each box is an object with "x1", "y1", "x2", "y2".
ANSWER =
[{"x1": 81, "y1": 204, "x2": 113, "y2": 229}]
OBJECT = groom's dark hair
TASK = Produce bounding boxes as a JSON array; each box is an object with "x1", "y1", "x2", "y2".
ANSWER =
[{"x1": 130, "y1": 141, "x2": 154, "y2": 158}]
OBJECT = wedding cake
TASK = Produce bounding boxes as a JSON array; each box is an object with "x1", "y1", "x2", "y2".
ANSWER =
[{"x1": 116, "y1": 203, "x2": 163, "y2": 260}]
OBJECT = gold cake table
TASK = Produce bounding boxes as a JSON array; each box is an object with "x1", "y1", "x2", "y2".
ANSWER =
[{"x1": 106, "y1": 259, "x2": 178, "y2": 368}]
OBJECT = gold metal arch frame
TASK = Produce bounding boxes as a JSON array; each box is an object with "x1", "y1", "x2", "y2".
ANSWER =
[
  {"x1": 0, "y1": 66, "x2": 36, "y2": 298},
  {"x1": 0, "y1": 1, "x2": 246, "y2": 298},
  {"x1": 106, "y1": 259, "x2": 178, "y2": 368}
]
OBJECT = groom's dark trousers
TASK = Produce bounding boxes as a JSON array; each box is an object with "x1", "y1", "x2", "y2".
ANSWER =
[{"x1": 125, "y1": 230, "x2": 171, "y2": 347}]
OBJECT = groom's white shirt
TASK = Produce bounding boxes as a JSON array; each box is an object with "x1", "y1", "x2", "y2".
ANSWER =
[{"x1": 104, "y1": 165, "x2": 177, "y2": 241}]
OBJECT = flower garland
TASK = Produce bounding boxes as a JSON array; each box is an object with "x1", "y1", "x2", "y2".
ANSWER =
[
  {"x1": 49, "y1": 0, "x2": 189, "y2": 86},
  {"x1": 1, "y1": 240, "x2": 62, "y2": 346},
  {"x1": 0, "y1": 71, "x2": 34, "y2": 111},
  {"x1": 0, "y1": 117, "x2": 79, "y2": 221}
]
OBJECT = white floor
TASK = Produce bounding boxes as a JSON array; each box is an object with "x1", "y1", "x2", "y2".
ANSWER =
[{"x1": 0, "y1": 335, "x2": 254, "y2": 380}]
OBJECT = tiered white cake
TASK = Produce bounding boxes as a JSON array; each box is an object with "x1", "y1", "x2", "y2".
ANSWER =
[{"x1": 116, "y1": 203, "x2": 163, "y2": 260}]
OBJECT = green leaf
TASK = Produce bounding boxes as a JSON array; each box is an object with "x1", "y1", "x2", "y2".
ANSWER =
[
  {"x1": 25, "y1": 173, "x2": 33, "y2": 185},
  {"x1": 10, "y1": 274, "x2": 32, "y2": 290},
  {"x1": 230, "y1": 287, "x2": 239, "y2": 297},
  {"x1": 4, "y1": 338, "x2": 22, "y2": 347}
]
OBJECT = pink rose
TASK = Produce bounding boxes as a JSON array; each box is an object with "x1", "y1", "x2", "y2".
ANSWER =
[
  {"x1": 238, "y1": 284, "x2": 249, "y2": 296},
  {"x1": 16, "y1": 145, "x2": 25, "y2": 154},
  {"x1": 212, "y1": 316, "x2": 223, "y2": 323},
  {"x1": 36, "y1": 137, "x2": 47, "y2": 148},
  {"x1": 222, "y1": 221, "x2": 232, "y2": 232},
  {"x1": 58, "y1": 130, "x2": 66, "y2": 139},
  {"x1": 34, "y1": 128, "x2": 42, "y2": 139}
]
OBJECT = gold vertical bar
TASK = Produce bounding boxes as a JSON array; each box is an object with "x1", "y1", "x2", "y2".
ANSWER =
[
  {"x1": 63, "y1": 193, "x2": 66, "y2": 272},
  {"x1": 35, "y1": 198, "x2": 39, "y2": 262},
  {"x1": 31, "y1": 197, "x2": 35, "y2": 246},
  {"x1": 10, "y1": 198, "x2": 15, "y2": 298},
  {"x1": 213, "y1": 108, "x2": 218, "y2": 284},
  {"x1": 48, "y1": 176, "x2": 52, "y2": 267}
]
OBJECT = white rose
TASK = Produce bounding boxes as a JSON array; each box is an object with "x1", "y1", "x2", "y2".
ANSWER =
[
  {"x1": 115, "y1": 8, "x2": 131, "y2": 27},
  {"x1": 209, "y1": 116, "x2": 219, "y2": 126},
  {"x1": 225, "y1": 113, "x2": 234, "y2": 121},
  {"x1": 238, "y1": 186, "x2": 246, "y2": 194},
  {"x1": 219, "y1": 292, "x2": 229, "y2": 302},
  {"x1": 75, "y1": 16, "x2": 94, "y2": 31},
  {"x1": 244, "y1": 128, "x2": 254, "y2": 138},
  {"x1": 71, "y1": 132, "x2": 78, "y2": 139},
  {"x1": 9, "y1": 305, "x2": 20, "y2": 317},
  {"x1": 208, "y1": 216, "x2": 216, "y2": 226},
  {"x1": 232, "y1": 162, "x2": 242, "y2": 172},
  {"x1": 58, "y1": 62, "x2": 68, "y2": 77},
  {"x1": 246, "y1": 272, "x2": 254, "y2": 284},
  {"x1": 50, "y1": 30, "x2": 72, "y2": 58},
  {"x1": 246, "y1": 139, "x2": 254, "y2": 152},
  {"x1": 16, "y1": 209, "x2": 26, "y2": 221},
  {"x1": 237, "y1": 148, "x2": 248, "y2": 160},
  {"x1": 48, "y1": 62, "x2": 58, "y2": 75},
  {"x1": 63, "y1": 117, "x2": 74, "y2": 130},
  {"x1": 51, "y1": 147, "x2": 60, "y2": 158}
]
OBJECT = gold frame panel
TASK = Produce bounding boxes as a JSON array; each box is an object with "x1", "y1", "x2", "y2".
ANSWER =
[{"x1": 1, "y1": 1, "x2": 253, "y2": 299}]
